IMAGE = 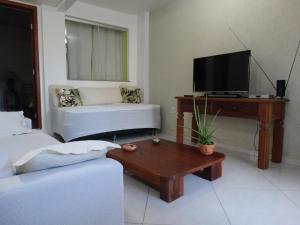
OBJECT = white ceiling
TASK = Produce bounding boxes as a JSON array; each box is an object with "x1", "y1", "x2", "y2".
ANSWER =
[
  {"x1": 20, "y1": 0, "x2": 174, "y2": 14},
  {"x1": 79, "y1": 0, "x2": 174, "y2": 14}
]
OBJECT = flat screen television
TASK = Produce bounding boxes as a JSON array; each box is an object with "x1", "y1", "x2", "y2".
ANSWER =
[{"x1": 193, "y1": 50, "x2": 251, "y2": 93}]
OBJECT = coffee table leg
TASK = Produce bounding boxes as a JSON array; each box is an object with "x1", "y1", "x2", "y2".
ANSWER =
[
  {"x1": 194, "y1": 162, "x2": 222, "y2": 181},
  {"x1": 160, "y1": 176, "x2": 184, "y2": 203}
]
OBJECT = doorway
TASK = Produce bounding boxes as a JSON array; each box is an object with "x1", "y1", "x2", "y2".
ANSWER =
[{"x1": 0, "y1": 0, "x2": 41, "y2": 128}]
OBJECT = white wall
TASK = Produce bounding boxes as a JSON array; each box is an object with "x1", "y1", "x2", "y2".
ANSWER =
[
  {"x1": 149, "y1": 0, "x2": 300, "y2": 164},
  {"x1": 41, "y1": 6, "x2": 67, "y2": 132},
  {"x1": 137, "y1": 11, "x2": 150, "y2": 103},
  {"x1": 40, "y1": 2, "x2": 149, "y2": 132}
]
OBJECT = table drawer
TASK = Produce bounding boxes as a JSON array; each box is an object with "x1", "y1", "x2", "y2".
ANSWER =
[{"x1": 211, "y1": 102, "x2": 258, "y2": 117}]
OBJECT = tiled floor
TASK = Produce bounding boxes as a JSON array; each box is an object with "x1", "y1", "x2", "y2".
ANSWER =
[{"x1": 119, "y1": 135, "x2": 300, "y2": 225}]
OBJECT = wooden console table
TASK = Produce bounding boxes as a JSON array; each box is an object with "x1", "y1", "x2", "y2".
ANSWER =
[{"x1": 176, "y1": 96, "x2": 288, "y2": 169}]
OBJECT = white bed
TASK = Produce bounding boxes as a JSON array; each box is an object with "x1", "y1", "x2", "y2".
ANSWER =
[
  {"x1": 52, "y1": 103, "x2": 161, "y2": 142},
  {"x1": 0, "y1": 113, "x2": 124, "y2": 225}
]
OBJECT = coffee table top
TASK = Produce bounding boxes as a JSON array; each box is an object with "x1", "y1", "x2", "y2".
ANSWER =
[{"x1": 107, "y1": 139, "x2": 225, "y2": 178}]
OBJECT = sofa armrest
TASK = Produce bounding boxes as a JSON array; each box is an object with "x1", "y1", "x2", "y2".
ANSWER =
[{"x1": 0, "y1": 158, "x2": 124, "y2": 225}]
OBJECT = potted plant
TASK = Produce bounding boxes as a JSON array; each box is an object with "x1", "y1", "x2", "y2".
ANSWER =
[{"x1": 191, "y1": 93, "x2": 220, "y2": 155}]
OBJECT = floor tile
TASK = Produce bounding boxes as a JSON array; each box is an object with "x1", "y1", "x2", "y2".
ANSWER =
[
  {"x1": 221, "y1": 151, "x2": 258, "y2": 170},
  {"x1": 213, "y1": 154, "x2": 275, "y2": 190},
  {"x1": 144, "y1": 175, "x2": 230, "y2": 225},
  {"x1": 124, "y1": 175, "x2": 149, "y2": 224},
  {"x1": 216, "y1": 189, "x2": 300, "y2": 225},
  {"x1": 259, "y1": 164, "x2": 300, "y2": 190},
  {"x1": 282, "y1": 190, "x2": 300, "y2": 207},
  {"x1": 125, "y1": 223, "x2": 142, "y2": 225},
  {"x1": 117, "y1": 135, "x2": 152, "y2": 145}
]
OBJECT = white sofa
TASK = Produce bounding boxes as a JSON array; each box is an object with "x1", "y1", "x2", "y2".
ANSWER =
[
  {"x1": 50, "y1": 85, "x2": 161, "y2": 142},
  {"x1": 0, "y1": 117, "x2": 124, "y2": 225}
]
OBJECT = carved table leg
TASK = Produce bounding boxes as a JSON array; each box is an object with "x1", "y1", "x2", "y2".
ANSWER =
[
  {"x1": 160, "y1": 176, "x2": 184, "y2": 203},
  {"x1": 176, "y1": 112, "x2": 184, "y2": 144},
  {"x1": 258, "y1": 120, "x2": 271, "y2": 169},
  {"x1": 272, "y1": 119, "x2": 284, "y2": 163}
]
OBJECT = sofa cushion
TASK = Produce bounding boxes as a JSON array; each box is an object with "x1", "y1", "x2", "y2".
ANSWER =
[
  {"x1": 79, "y1": 87, "x2": 122, "y2": 105},
  {"x1": 0, "y1": 153, "x2": 15, "y2": 178},
  {"x1": 0, "y1": 111, "x2": 32, "y2": 136},
  {"x1": 56, "y1": 88, "x2": 83, "y2": 107},
  {"x1": 14, "y1": 141, "x2": 121, "y2": 174},
  {"x1": 120, "y1": 86, "x2": 141, "y2": 104},
  {"x1": 49, "y1": 85, "x2": 74, "y2": 107}
]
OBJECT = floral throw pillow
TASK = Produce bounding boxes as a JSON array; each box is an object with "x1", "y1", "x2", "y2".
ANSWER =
[
  {"x1": 56, "y1": 88, "x2": 82, "y2": 107},
  {"x1": 120, "y1": 86, "x2": 141, "y2": 104}
]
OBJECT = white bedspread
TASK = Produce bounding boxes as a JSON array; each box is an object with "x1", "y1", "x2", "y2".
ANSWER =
[
  {"x1": 14, "y1": 141, "x2": 120, "y2": 167},
  {"x1": 0, "y1": 130, "x2": 60, "y2": 163},
  {"x1": 14, "y1": 141, "x2": 121, "y2": 174},
  {"x1": 52, "y1": 103, "x2": 161, "y2": 141}
]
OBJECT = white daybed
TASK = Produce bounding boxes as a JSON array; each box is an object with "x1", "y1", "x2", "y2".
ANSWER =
[{"x1": 50, "y1": 86, "x2": 161, "y2": 142}]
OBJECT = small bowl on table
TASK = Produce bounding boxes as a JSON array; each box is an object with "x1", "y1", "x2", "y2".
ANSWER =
[
  {"x1": 152, "y1": 137, "x2": 160, "y2": 145},
  {"x1": 122, "y1": 144, "x2": 137, "y2": 152}
]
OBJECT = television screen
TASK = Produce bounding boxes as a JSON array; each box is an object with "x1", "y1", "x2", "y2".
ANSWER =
[{"x1": 193, "y1": 50, "x2": 251, "y2": 93}]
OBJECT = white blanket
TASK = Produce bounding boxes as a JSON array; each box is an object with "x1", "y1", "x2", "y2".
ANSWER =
[
  {"x1": 0, "y1": 130, "x2": 60, "y2": 163},
  {"x1": 14, "y1": 141, "x2": 121, "y2": 174}
]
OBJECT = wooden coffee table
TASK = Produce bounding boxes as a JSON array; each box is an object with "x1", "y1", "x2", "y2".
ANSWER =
[{"x1": 107, "y1": 139, "x2": 225, "y2": 202}]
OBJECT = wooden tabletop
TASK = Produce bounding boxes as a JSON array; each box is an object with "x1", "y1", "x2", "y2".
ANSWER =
[{"x1": 107, "y1": 139, "x2": 225, "y2": 178}]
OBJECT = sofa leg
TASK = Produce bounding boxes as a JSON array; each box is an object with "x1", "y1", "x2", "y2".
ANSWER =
[{"x1": 113, "y1": 135, "x2": 117, "y2": 143}]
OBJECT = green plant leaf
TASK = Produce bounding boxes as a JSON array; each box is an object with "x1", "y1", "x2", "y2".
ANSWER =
[
  {"x1": 183, "y1": 85, "x2": 219, "y2": 145},
  {"x1": 203, "y1": 94, "x2": 207, "y2": 128},
  {"x1": 206, "y1": 109, "x2": 221, "y2": 133}
]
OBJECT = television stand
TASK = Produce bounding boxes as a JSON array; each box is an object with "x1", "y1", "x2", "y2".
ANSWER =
[{"x1": 175, "y1": 96, "x2": 289, "y2": 170}]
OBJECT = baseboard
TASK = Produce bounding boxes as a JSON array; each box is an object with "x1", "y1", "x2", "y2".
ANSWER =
[
  {"x1": 217, "y1": 143, "x2": 258, "y2": 159},
  {"x1": 159, "y1": 132, "x2": 300, "y2": 167},
  {"x1": 281, "y1": 157, "x2": 300, "y2": 167}
]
